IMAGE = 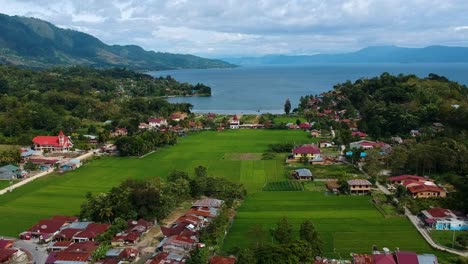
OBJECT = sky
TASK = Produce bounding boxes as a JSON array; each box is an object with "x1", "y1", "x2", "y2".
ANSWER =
[{"x1": 1, "y1": 0, "x2": 468, "y2": 57}]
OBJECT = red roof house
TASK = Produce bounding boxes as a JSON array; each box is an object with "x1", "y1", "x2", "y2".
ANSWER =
[
  {"x1": 0, "y1": 239, "x2": 13, "y2": 249},
  {"x1": 22, "y1": 218, "x2": 69, "y2": 241},
  {"x1": 32, "y1": 131, "x2": 73, "y2": 152},
  {"x1": 73, "y1": 223, "x2": 110, "y2": 242},
  {"x1": 0, "y1": 249, "x2": 18, "y2": 263},
  {"x1": 292, "y1": 144, "x2": 321, "y2": 161},
  {"x1": 395, "y1": 252, "x2": 419, "y2": 264},
  {"x1": 407, "y1": 184, "x2": 447, "y2": 198},
  {"x1": 351, "y1": 131, "x2": 367, "y2": 138},
  {"x1": 388, "y1": 175, "x2": 430, "y2": 184}
]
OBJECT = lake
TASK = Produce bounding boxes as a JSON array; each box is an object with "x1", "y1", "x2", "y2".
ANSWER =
[{"x1": 149, "y1": 63, "x2": 468, "y2": 114}]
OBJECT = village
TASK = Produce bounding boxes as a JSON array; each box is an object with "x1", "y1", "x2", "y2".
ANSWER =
[{"x1": 0, "y1": 94, "x2": 467, "y2": 263}]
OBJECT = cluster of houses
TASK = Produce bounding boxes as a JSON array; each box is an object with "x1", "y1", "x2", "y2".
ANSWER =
[
  {"x1": 420, "y1": 207, "x2": 468, "y2": 231},
  {"x1": 0, "y1": 238, "x2": 25, "y2": 263},
  {"x1": 19, "y1": 216, "x2": 152, "y2": 263},
  {"x1": 147, "y1": 198, "x2": 235, "y2": 264},
  {"x1": 388, "y1": 175, "x2": 446, "y2": 198},
  {"x1": 351, "y1": 249, "x2": 438, "y2": 264},
  {"x1": 0, "y1": 164, "x2": 27, "y2": 180}
]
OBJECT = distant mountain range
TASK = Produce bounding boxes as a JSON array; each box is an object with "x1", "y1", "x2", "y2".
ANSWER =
[
  {"x1": 0, "y1": 13, "x2": 234, "y2": 70},
  {"x1": 223, "y1": 46, "x2": 468, "y2": 65}
]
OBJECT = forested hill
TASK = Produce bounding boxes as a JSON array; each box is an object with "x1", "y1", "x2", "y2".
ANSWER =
[
  {"x1": 0, "y1": 13, "x2": 234, "y2": 70},
  {"x1": 0, "y1": 65, "x2": 203, "y2": 144}
]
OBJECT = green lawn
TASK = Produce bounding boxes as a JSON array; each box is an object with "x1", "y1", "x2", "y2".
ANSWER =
[
  {"x1": 0, "y1": 130, "x2": 309, "y2": 237},
  {"x1": 223, "y1": 191, "x2": 452, "y2": 261},
  {"x1": 0, "y1": 180, "x2": 18, "y2": 190},
  {"x1": 430, "y1": 230, "x2": 466, "y2": 250},
  {"x1": 286, "y1": 164, "x2": 364, "y2": 180}
]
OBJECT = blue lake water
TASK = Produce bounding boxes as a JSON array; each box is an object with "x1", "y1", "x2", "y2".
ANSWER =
[{"x1": 149, "y1": 63, "x2": 468, "y2": 114}]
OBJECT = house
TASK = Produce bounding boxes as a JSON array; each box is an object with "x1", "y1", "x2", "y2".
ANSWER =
[
  {"x1": 299, "y1": 122, "x2": 311, "y2": 130},
  {"x1": 170, "y1": 112, "x2": 188, "y2": 122},
  {"x1": 395, "y1": 251, "x2": 419, "y2": 264},
  {"x1": 292, "y1": 144, "x2": 321, "y2": 161},
  {"x1": 347, "y1": 179, "x2": 372, "y2": 194},
  {"x1": 148, "y1": 118, "x2": 168, "y2": 128},
  {"x1": 388, "y1": 175, "x2": 430, "y2": 185},
  {"x1": 210, "y1": 256, "x2": 236, "y2": 264},
  {"x1": 192, "y1": 198, "x2": 224, "y2": 208},
  {"x1": 46, "y1": 241, "x2": 98, "y2": 264},
  {"x1": 410, "y1": 129, "x2": 420, "y2": 137},
  {"x1": 349, "y1": 140, "x2": 391, "y2": 152},
  {"x1": 111, "y1": 127, "x2": 127, "y2": 137},
  {"x1": 0, "y1": 164, "x2": 19, "y2": 180},
  {"x1": 421, "y1": 208, "x2": 468, "y2": 230},
  {"x1": 54, "y1": 221, "x2": 92, "y2": 241},
  {"x1": 0, "y1": 239, "x2": 13, "y2": 249},
  {"x1": 229, "y1": 115, "x2": 240, "y2": 129},
  {"x1": 292, "y1": 168, "x2": 313, "y2": 180},
  {"x1": 351, "y1": 131, "x2": 367, "y2": 138},
  {"x1": 32, "y1": 131, "x2": 73, "y2": 152},
  {"x1": 0, "y1": 248, "x2": 19, "y2": 263},
  {"x1": 407, "y1": 183, "x2": 446, "y2": 198},
  {"x1": 20, "y1": 217, "x2": 72, "y2": 242},
  {"x1": 48, "y1": 241, "x2": 74, "y2": 252},
  {"x1": 72, "y1": 223, "x2": 110, "y2": 242},
  {"x1": 310, "y1": 129, "x2": 321, "y2": 138},
  {"x1": 319, "y1": 140, "x2": 333, "y2": 148},
  {"x1": 138, "y1": 123, "x2": 150, "y2": 129}
]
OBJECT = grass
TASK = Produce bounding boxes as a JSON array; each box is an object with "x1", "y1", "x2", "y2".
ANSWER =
[
  {"x1": 430, "y1": 230, "x2": 465, "y2": 250},
  {"x1": 0, "y1": 180, "x2": 19, "y2": 190},
  {"x1": 0, "y1": 144, "x2": 20, "y2": 151},
  {"x1": 0, "y1": 130, "x2": 310, "y2": 237},
  {"x1": 223, "y1": 191, "x2": 452, "y2": 261},
  {"x1": 303, "y1": 181, "x2": 327, "y2": 192},
  {"x1": 273, "y1": 116, "x2": 306, "y2": 124}
]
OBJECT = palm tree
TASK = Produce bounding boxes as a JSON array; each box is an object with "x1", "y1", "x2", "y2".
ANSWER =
[{"x1": 99, "y1": 207, "x2": 113, "y2": 224}]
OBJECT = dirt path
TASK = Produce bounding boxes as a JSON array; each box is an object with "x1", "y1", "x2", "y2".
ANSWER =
[{"x1": 136, "y1": 205, "x2": 191, "y2": 253}]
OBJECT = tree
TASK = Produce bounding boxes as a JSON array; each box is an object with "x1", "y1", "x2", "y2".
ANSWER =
[
  {"x1": 186, "y1": 247, "x2": 209, "y2": 264},
  {"x1": 248, "y1": 224, "x2": 267, "y2": 247},
  {"x1": 194, "y1": 165, "x2": 207, "y2": 178},
  {"x1": 236, "y1": 248, "x2": 256, "y2": 264},
  {"x1": 284, "y1": 98, "x2": 291, "y2": 115},
  {"x1": 271, "y1": 217, "x2": 293, "y2": 244},
  {"x1": 24, "y1": 161, "x2": 39, "y2": 171},
  {"x1": 395, "y1": 185, "x2": 407, "y2": 198},
  {"x1": 299, "y1": 220, "x2": 323, "y2": 255}
]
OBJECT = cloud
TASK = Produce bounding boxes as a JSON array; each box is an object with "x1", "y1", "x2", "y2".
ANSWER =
[{"x1": 0, "y1": 0, "x2": 468, "y2": 56}]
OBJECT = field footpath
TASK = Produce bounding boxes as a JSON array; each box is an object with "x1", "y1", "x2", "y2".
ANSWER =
[{"x1": 0, "y1": 150, "x2": 96, "y2": 195}]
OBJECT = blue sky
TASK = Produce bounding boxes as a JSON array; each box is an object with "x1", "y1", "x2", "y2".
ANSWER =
[{"x1": 1, "y1": 0, "x2": 468, "y2": 57}]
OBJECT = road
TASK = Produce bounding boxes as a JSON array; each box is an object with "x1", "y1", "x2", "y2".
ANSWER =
[{"x1": 14, "y1": 239, "x2": 48, "y2": 264}]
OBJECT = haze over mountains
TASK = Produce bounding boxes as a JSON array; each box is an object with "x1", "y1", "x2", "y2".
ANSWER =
[
  {"x1": 223, "y1": 46, "x2": 468, "y2": 65},
  {"x1": 0, "y1": 13, "x2": 234, "y2": 70}
]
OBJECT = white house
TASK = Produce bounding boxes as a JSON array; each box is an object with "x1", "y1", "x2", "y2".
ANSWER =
[
  {"x1": 148, "y1": 117, "x2": 168, "y2": 128},
  {"x1": 229, "y1": 115, "x2": 240, "y2": 129}
]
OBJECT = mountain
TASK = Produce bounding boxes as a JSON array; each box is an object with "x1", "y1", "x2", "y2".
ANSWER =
[
  {"x1": 223, "y1": 45, "x2": 468, "y2": 65},
  {"x1": 0, "y1": 13, "x2": 234, "y2": 70}
]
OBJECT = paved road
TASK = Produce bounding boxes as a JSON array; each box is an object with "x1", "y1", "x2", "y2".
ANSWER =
[{"x1": 14, "y1": 239, "x2": 48, "y2": 264}]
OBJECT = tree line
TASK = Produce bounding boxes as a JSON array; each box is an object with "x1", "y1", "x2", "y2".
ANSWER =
[{"x1": 79, "y1": 166, "x2": 246, "y2": 223}]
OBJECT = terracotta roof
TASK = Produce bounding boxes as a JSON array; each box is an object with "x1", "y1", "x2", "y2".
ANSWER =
[
  {"x1": 65, "y1": 241, "x2": 99, "y2": 253},
  {"x1": 51, "y1": 215, "x2": 78, "y2": 222},
  {"x1": 425, "y1": 208, "x2": 454, "y2": 218},
  {"x1": 232, "y1": 115, "x2": 238, "y2": 121},
  {"x1": 395, "y1": 252, "x2": 419, "y2": 264},
  {"x1": 407, "y1": 184, "x2": 445, "y2": 194},
  {"x1": 210, "y1": 256, "x2": 236, "y2": 264},
  {"x1": 388, "y1": 175, "x2": 428, "y2": 182},
  {"x1": 0, "y1": 249, "x2": 17, "y2": 262},
  {"x1": 293, "y1": 144, "x2": 320, "y2": 154},
  {"x1": 148, "y1": 118, "x2": 166, "y2": 123},
  {"x1": 73, "y1": 223, "x2": 110, "y2": 239},
  {"x1": 352, "y1": 254, "x2": 373, "y2": 264},
  {"x1": 55, "y1": 228, "x2": 81, "y2": 239},
  {"x1": 0, "y1": 239, "x2": 13, "y2": 249},
  {"x1": 299, "y1": 123, "x2": 311, "y2": 129},
  {"x1": 352, "y1": 131, "x2": 367, "y2": 137},
  {"x1": 373, "y1": 254, "x2": 397, "y2": 264},
  {"x1": 50, "y1": 241, "x2": 74, "y2": 248},
  {"x1": 347, "y1": 179, "x2": 372, "y2": 186},
  {"x1": 54, "y1": 251, "x2": 92, "y2": 262},
  {"x1": 28, "y1": 219, "x2": 67, "y2": 234}
]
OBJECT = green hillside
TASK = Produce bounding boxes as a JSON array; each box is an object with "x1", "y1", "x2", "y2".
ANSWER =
[{"x1": 0, "y1": 13, "x2": 234, "y2": 70}]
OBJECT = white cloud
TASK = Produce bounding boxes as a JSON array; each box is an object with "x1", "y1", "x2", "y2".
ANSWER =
[{"x1": 0, "y1": 0, "x2": 468, "y2": 56}]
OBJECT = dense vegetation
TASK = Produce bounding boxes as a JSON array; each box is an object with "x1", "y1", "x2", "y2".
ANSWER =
[
  {"x1": 0, "y1": 13, "x2": 234, "y2": 70},
  {"x1": 0, "y1": 65, "x2": 207, "y2": 144},
  {"x1": 79, "y1": 167, "x2": 246, "y2": 223},
  {"x1": 299, "y1": 73, "x2": 468, "y2": 212}
]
